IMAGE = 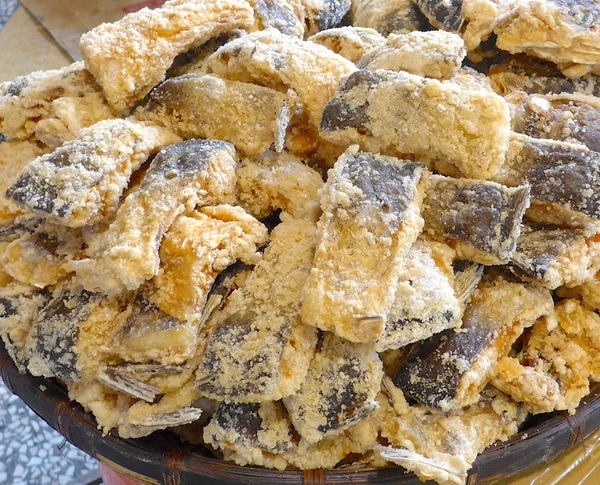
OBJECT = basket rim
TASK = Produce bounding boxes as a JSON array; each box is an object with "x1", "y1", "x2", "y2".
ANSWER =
[{"x1": 1, "y1": 340, "x2": 599, "y2": 485}]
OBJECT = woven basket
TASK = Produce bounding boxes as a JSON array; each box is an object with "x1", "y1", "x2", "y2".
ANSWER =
[{"x1": 1, "y1": 340, "x2": 599, "y2": 485}]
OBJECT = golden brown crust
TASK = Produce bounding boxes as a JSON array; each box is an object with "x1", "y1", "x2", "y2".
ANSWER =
[
  {"x1": 308, "y1": 27, "x2": 385, "y2": 62},
  {"x1": 79, "y1": 0, "x2": 256, "y2": 112}
]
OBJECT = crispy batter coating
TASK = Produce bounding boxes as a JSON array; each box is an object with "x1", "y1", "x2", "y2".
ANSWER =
[
  {"x1": 302, "y1": 148, "x2": 426, "y2": 343},
  {"x1": 0, "y1": 62, "x2": 106, "y2": 140},
  {"x1": 0, "y1": 222, "x2": 84, "y2": 288},
  {"x1": 557, "y1": 272, "x2": 600, "y2": 312},
  {"x1": 523, "y1": 299, "x2": 600, "y2": 414},
  {"x1": 79, "y1": 0, "x2": 256, "y2": 112},
  {"x1": 491, "y1": 356, "x2": 560, "y2": 414},
  {"x1": 351, "y1": 0, "x2": 427, "y2": 36},
  {"x1": 236, "y1": 150, "x2": 324, "y2": 222},
  {"x1": 422, "y1": 175, "x2": 530, "y2": 265},
  {"x1": 376, "y1": 240, "x2": 461, "y2": 352},
  {"x1": 308, "y1": 27, "x2": 385, "y2": 63},
  {"x1": 195, "y1": 219, "x2": 318, "y2": 402},
  {"x1": 72, "y1": 140, "x2": 238, "y2": 295},
  {"x1": 0, "y1": 140, "x2": 47, "y2": 224},
  {"x1": 489, "y1": 55, "x2": 600, "y2": 97},
  {"x1": 509, "y1": 221, "x2": 600, "y2": 290},
  {"x1": 207, "y1": 28, "x2": 357, "y2": 128},
  {"x1": 394, "y1": 273, "x2": 553, "y2": 411},
  {"x1": 320, "y1": 70, "x2": 512, "y2": 180},
  {"x1": 249, "y1": 0, "x2": 305, "y2": 36},
  {"x1": 283, "y1": 333, "x2": 383, "y2": 443},
  {"x1": 286, "y1": 0, "x2": 351, "y2": 37},
  {"x1": 495, "y1": 134, "x2": 600, "y2": 230},
  {"x1": 357, "y1": 31, "x2": 466, "y2": 80},
  {"x1": 6, "y1": 119, "x2": 180, "y2": 228},
  {"x1": 137, "y1": 73, "x2": 292, "y2": 156},
  {"x1": 507, "y1": 92, "x2": 600, "y2": 153},
  {"x1": 495, "y1": 0, "x2": 600, "y2": 70},
  {"x1": 378, "y1": 382, "x2": 525, "y2": 485}
]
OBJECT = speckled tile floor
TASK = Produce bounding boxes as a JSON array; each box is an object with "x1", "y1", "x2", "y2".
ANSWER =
[{"x1": 0, "y1": 3, "x2": 99, "y2": 483}]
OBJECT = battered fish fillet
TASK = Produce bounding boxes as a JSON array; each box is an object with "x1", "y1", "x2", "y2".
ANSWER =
[
  {"x1": 137, "y1": 73, "x2": 292, "y2": 156},
  {"x1": 0, "y1": 280, "x2": 49, "y2": 373},
  {"x1": 422, "y1": 175, "x2": 530, "y2": 265},
  {"x1": 357, "y1": 31, "x2": 466, "y2": 80},
  {"x1": 375, "y1": 240, "x2": 461, "y2": 352},
  {"x1": 283, "y1": 333, "x2": 383, "y2": 443},
  {"x1": 557, "y1": 273, "x2": 600, "y2": 312},
  {"x1": 507, "y1": 92, "x2": 600, "y2": 153},
  {"x1": 351, "y1": 0, "x2": 428, "y2": 36},
  {"x1": 72, "y1": 139, "x2": 238, "y2": 295},
  {"x1": 489, "y1": 55, "x2": 600, "y2": 97},
  {"x1": 204, "y1": 398, "x2": 382, "y2": 470},
  {"x1": 25, "y1": 282, "x2": 130, "y2": 383},
  {"x1": 378, "y1": 381, "x2": 526, "y2": 485},
  {"x1": 0, "y1": 62, "x2": 106, "y2": 140},
  {"x1": 286, "y1": 0, "x2": 351, "y2": 37},
  {"x1": 522, "y1": 299, "x2": 600, "y2": 414},
  {"x1": 6, "y1": 119, "x2": 180, "y2": 228},
  {"x1": 494, "y1": 134, "x2": 600, "y2": 230},
  {"x1": 0, "y1": 222, "x2": 84, "y2": 288},
  {"x1": 509, "y1": 221, "x2": 600, "y2": 290},
  {"x1": 79, "y1": 0, "x2": 256, "y2": 112},
  {"x1": 207, "y1": 28, "x2": 357, "y2": 129},
  {"x1": 320, "y1": 69, "x2": 512, "y2": 179},
  {"x1": 308, "y1": 27, "x2": 386, "y2": 63},
  {"x1": 414, "y1": 0, "x2": 518, "y2": 51},
  {"x1": 195, "y1": 219, "x2": 318, "y2": 402},
  {"x1": 301, "y1": 148, "x2": 427, "y2": 343},
  {"x1": 249, "y1": 0, "x2": 305, "y2": 36},
  {"x1": 491, "y1": 356, "x2": 560, "y2": 414},
  {"x1": 236, "y1": 150, "x2": 324, "y2": 222},
  {"x1": 394, "y1": 272, "x2": 553, "y2": 411},
  {"x1": 0, "y1": 140, "x2": 47, "y2": 224},
  {"x1": 495, "y1": 0, "x2": 600, "y2": 71}
]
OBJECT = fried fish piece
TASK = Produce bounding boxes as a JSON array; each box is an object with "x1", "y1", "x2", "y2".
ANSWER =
[
  {"x1": 302, "y1": 149, "x2": 426, "y2": 343},
  {"x1": 0, "y1": 222, "x2": 84, "y2": 288},
  {"x1": 283, "y1": 333, "x2": 383, "y2": 443},
  {"x1": 378, "y1": 381, "x2": 526, "y2": 485},
  {"x1": 507, "y1": 92, "x2": 600, "y2": 153},
  {"x1": 308, "y1": 27, "x2": 386, "y2": 63},
  {"x1": 6, "y1": 119, "x2": 180, "y2": 228},
  {"x1": 350, "y1": 0, "x2": 428, "y2": 36},
  {"x1": 236, "y1": 150, "x2": 324, "y2": 222},
  {"x1": 375, "y1": 241, "x2": 461, "y2": 352},
  {"x1": 286, "y1": 0, "x2": 351, "y2": 37},
  {"x1": 250, "y1": 0, "x2": 305, "y2": 36},
  {"x1": 557, "y1": 273, "x2": 600, "y2": 312},
  {"x1": 79, "y1": 0, "x2": 255, "y2": 112},
  {"x1": 0, "y1": 140, "x2": 47, "y2": 224},
  {"x1": 137, "y1": 73, "x2": 292, "y2": 156},
  {"x1": 357, "y1": 31, "x2": 466, "y2": 80},
  {"x1": 73, "y1": 139, "x2": 238, "y2": 294},
  {"x1": 414, "y1": 0, "x2": 517, "y2": 51},
  {"x1": 207, "y1": 28, "x2": 357, "y2": 129},
  {"x1": 25, "y1": 282, "x2": 129, "y2": 382},
  {"x1": 489, "y1": 55, "x2": 600, "y2": 97},
  {"x1": 116, "y1": 262, "x2": 253, "y2": 367},
  {"x1": 522, "y1": 299, "x2": 600, "y2": 414},
  {"x1": 422, "y1": 175, "x2": 530, "y2": 265},
  {"x1": 494, "y1": 134, "x2": 600, "y2": 230},
  {"x1": 204, "y1": 397, "x2": 382, "y2": 470},
  {"x1": 509, "y1": 221, "x2": 600, "y2": 290},
  {"x1": 394, "y1": 273, "x2": 553, "y2": 411},
  {"x1": 495, "y1": 0, "x2": 600, "y2": 70},
  {"x1": 195, "y1": 219, "x2": 318, "y2": 402},
  {"x1": 0, "y1": 62, "x2": 105, "y2": 140},
  {"x1": 320, "y1": 69, "x2": 511, "y2": 179},
  {"x1": 0, "y1": 281, "x2": 49, "y2": 373},
  {"x1": 491, "y1": 356, "x2": 560, "y2": 414}
]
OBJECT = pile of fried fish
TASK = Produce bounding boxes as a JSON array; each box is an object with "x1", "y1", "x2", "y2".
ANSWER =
[{"x1": 2, "y1": 0, "x2": 600, "y2": 483}]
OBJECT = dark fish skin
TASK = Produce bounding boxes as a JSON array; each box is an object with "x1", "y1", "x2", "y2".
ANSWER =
[
  {"x1": 255, "y1": 0, "x2": 303, "y2": 36},
  {"x1": 317, "y1": 0, "x2": 352, "y2": 32},
  {"x1": 119, "y1": 292, "x2": 185, "y2": 342},
  {"x1": 414, "y1": 0, "x2": 464, "y2": 32}
]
